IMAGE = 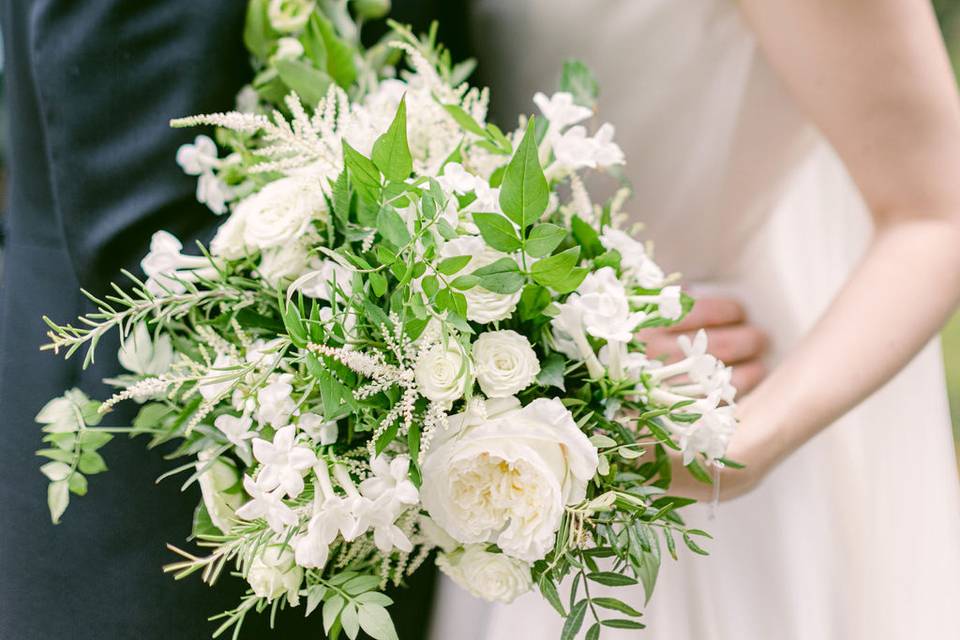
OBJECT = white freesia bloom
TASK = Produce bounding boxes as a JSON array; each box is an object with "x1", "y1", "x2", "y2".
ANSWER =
[
  {"x1": 576, "y1": 267, "x2": 647, "y2": 343},
  {"x1": 359, "y1": 455, "x2": 419, "y2": 509},
  {"x1": 440, "y1": 236, "x2": 521, "y2": 324},
  {"x1": 196, "y1": 450, "x2": 243, "y2": 534},
  {"x1": 414, "y1": 341, "x2": 470, "y2": 405},
  {"x1": 176, "y1": 135, "x2": 219, "y2": 175},
  {"x1": 246, "y1": 545, "x2": 303, "y2": 606},
  {"x1": 196, "y1": 171, "x2": 232, "y2": 214},
  {"x1": 599, "y1": 227, "x2": 665, "y2": 289},
  {"x1": 251, "y1": 425, "x2": 317, "y2": 498},
  {"x1": 236, "y1": 177, "x2": 325, "y2": 250},
  {"x1": 533, "y1": 91, "x2": 592, "y2": 131},
  {"x1": 235, "y1": 475, "x2": 298, "y2": 533},
  {"x1": 473, "y1": 330, "x2": 540, "y2": 398},
  {"x1": 118, "y1": 322, "x2": 173, "y2": 376},
  {"x1": 437, "y1": 545, "x2": 532, "y2": 604},
  {"x1": 298, "y1": 412, "x2": 339, "y2": 445},
  {"x1": 267, "y1": 0, "x2": 315, "y2": 32},
  {"x1": 214, "y1": 413, "x2": 256, "y2": 450},
  {"x1": 141, "y1": 231, "x2": 219, "y2": 295},
  {"x1": 421, "y1": 397, "x2": 598, "y2": 562},
  {"x1": 256, "y1": 374, "x2": 296, "y2": 428}
]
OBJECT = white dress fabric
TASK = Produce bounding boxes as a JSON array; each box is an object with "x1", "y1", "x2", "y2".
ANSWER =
[{"x1": 429, "y1": 1, "x2": 960, "y2": 639}]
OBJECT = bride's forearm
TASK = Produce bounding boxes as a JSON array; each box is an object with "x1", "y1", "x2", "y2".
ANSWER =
[{"x1": 740, "y1": 216, "x2": 960, "y2": 467}]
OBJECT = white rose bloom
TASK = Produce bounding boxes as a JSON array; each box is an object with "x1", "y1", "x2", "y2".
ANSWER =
[
  {"x1": 238, "y1": 177, "x2": 325, "y2": 251},
  {"x1": 440, "y1": 236, "x2": 521, "y2": 324},
  {"x1": 118, "y1": 322, "x2": 174, "y2": 376},
  {"x1": 246, "y1": 545, "x2": 303, "y2": 606},
  {"x1": 258, "y1": 240, "x2": 310, "y2": 288},
  {"x1": 437, "y1": 545, "x2": 533, "y2": 604},
  {"x1": 421, "y1": 397, "x2": 599, "y2": 562},
  {"x1": 210, "y1": 208, "x2": 250, "y2": 260},
  {"x1": 473, "y1": 330, "x2": 540, "y2": 398},
  {"x1": 414, "y1": 342, "x2": 470, "y2": 405},
  {"x1": 196, "y1": 450, "x2": 243, "y2": 534}
]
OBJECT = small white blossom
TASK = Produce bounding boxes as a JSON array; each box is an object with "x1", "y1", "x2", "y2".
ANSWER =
[
  {"x1": 359, "y1": 455, "x2": 419, "y2": 509},
  {"x1": 176, "y1": 135, "x2": 219, "y2": 175},
  {"x1": 599, "y1": 227, "x2": 665, "y2": 289},
  {"x1": 235, "y1": 475, "x2": 298, "y2": 533},
  {"x1": 533, "y1": 91, "x2": 592, "y2": 131},
  {"x1": 256, "y1": 374, "x2": 296, "y2": 428},
  {"x1": 298, "y1": 412, "x2": 339, "y2": 445},
  {"x1": 251, "y1": 425, "x2": 317, "y2": 498},
  {"x1": 118, "y1": 322, "x2": 173, "y2": 376},
  {"x1": 141, "y1": 231, "x2": 218, "y2": 296},
  {"x1": 214, "y1": 413, "x2": 256, "y2": 450}
]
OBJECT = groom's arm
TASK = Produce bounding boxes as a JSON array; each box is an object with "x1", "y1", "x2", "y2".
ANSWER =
[{"x1": 28, "y1": 0, "x2": 250, "y2": 295}]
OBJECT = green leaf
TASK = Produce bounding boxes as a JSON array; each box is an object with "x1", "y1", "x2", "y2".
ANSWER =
[
  {"x1": 275, "y1": 58, "x2": 333, "y2": 107},
  {"x1": 437, "y1": 255, "x2": 472, "y2": 275},
  {"x1": 68, "y1": 472, "x2": 88, "y2": 496},
  {"x1": 342, "y1": 141, "x2": 381, "y2": 195},
  {"x1": 78, "y1": 451, "x2": 107, "y2": 475},
  {"x1": 560, "y1": 59, "x2": 600, "y2": 108},
  {"x1": 48, "y1": 480, "x2": 70, "y2": 524},
  {"x1": 586, "y1": 571, "x2": 638, "y2": 587},
  {"x1": 449, "y1": 274, "x2": 480, "y2": 290},
  {"x1": 341, "y1": 603, "x2": 360, "y2": 639},
  {"x1": 525, "y1": 223, "x2": 566, "y2": 258},
  {"x1": 376, "y1": 206, "x2": 411, "y2": 247},
  {"x1": 518, "y1": 284, "x2": 552, "y2": 321},
  {"x1": 585, "y1": 623, "x2": 601, "y2": 640},
  {"x1": 537, "y1": 353, "x2": 566, "y2": 390},
  {"x1": 538, "y1": 577, "x2": 565, "y2": 617},
  {"x1": 571, "y1": 215, "x2": 603, "y2": 258},
  {"x1": 442, "y1": 103, "x2": 486, "y2": 137},
  {"x1": 358, "y1": 603, "x2": 399, "y2": 640},
  {"x1": 305, "y1": 585, "x2": 329, "y2": 617},
  {"x1": 472, "y1": 212, "x2": 522, "y2": 252},
  {"x1": 591, "y1": 597, "x2": 644, "y2": 617},
  {"x1": 344, "y1": 575, "x2": 382, "y2": 595},
  {"x1": 36, "y1": 448, "x2": 75, "y2": 464},
  {"x1": 560, "y1": 599, "x2": 589, "y2": 640},
  {"x1": 372, "y1": 97, "x2": 413, "y2": 181},
  {"x1": 530, "y1": 247, "x2": 581, "y2": 289},
  {"x1": 77, "y1": 430, "x2": 112, "y2": 451},
  {"x1": 472, "y1": 257, "x2": 524, "y2": 294},
  {"x1": 602, "y1": 619, "x2": 646, "y2": 630},
  {"x1": 304, "y1": 12, "x2": 357, "y2": 89},
  {"x1": 499, "y1": 118, "x2": 549, "y2": 230},
  {"x1": 323, "y1": 594, "x2": 346, "y2": 635},
  {"x1": 243, "y1": 0, "x2": 276, "y2": 62}
]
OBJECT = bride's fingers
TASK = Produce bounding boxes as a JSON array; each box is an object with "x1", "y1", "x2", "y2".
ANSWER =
[
  {"x1": 668, "y1": 297, "x2": 746, "y2": 332},
  {"x1": 699, "y1": 325, "x2": 769, "y2": 364},
  {"x1": 730, "y1": 359, "x2": 768, "y2": 395}
]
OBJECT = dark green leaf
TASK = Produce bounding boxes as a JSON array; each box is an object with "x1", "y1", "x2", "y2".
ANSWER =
[
  {"x1": 538, "y1": 577, "x2": 565, "y2": 617},
  {"x1": 586, "y1": 572, "x2": 638, "y2": 587},
  {"x1": 591, "y1": 598, "x2": 643, "y2": 617},
  {"x1": 372, "y1": 97, "x2": 413, "y2": 181},
  {"x1": 560, "y1": 600, "x2": 589, "y2": 640},
  {"x1": 571, "y1": 215, "x2": 603, "y2": 258},
  {"x1": 601, "y1": 619, "x2": 646, "y2": 630}
]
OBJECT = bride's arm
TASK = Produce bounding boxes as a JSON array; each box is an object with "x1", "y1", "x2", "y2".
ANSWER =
[{"x1": 695, "y1": 0, "x2": 960, "y2": 498}]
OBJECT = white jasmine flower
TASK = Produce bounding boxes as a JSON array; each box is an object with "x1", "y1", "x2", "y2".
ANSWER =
[
  {"x1": 632, "y1": 285, "x2": 684, "y2": 321},
  {"x1": 245, "y1": 338, "x2": 286, "y2": 369},
  {"x1": 552, "y1": 126, "x2": 596, "y2": 171},
  {"x1": 196, "y1": 171, "x2": 232, "y2": 215},
  {"x1": 359, "y1": 455, "x2": 419, "y2": 508},
  {"x1": 118, "y1": 322, "x2": 173, "y2": 376},
  {"x1": 246, "y1": 545, "x2": 303, "y2": 606},
  {"x1": 533, "y1": 91, "x2": 592, "y2": 131},
  {"x1": 473, "y1": 330, "x2": 540, "y2": 398},
  {"x1": 141, "y1": 231, "x2": 218, "y2": 295},
  {"x1": 235, "y1": 475, "x2": 298, "y2": 533},
  {"x1": 298, "y1": 412, "x2": 339, "y2": 445},
  {"x1": 591, "y1": 123, "x2": 625, "y2": 167},
  {"x1": 237, "y1": 177, "x2": 325, "y2": 250},
  {"x1": 251, "y1": 425, "x2": 317, "y2": 498},
  {"x1": 598, "y1": 227, "x2": 665, "y2": 289},
  {"x1": 667, "y1": 392, "x2": 737, "y2": 464},
  {"x1": 176, "y1": 135, "x2": 219, "y2": 175},
  {"x1": 355, "y1": 494, "x2": 414, "y2": 553},
  {"x1": 256, "y1": 374, "x2": 296, "y2": 428},
  {"x1": 421, "y1": 397, "x2": 598, "y2": 562},
  {"x1": 414, "y1": 342, "x2": 470, "y2": 405},
  {"x1": 267, "y1": 0, "x2": 315, "y2": 32},
  {"x1": 437, "y1": 545, "x2": 532, "y2": 604},
  {"x1": 440, "y1": 236, "x2": 521, "y2": 324},
  {"x1": 438, "y1": 162, "x2": 481, "y2": 195},
  {"x1": 257, "y1": 240, "x2": 310, "y2": 288},
  {"x1": 577, "y1": 267, "x2": 647, "y2": 343},
  {"x1": 196, "y1": 450, "x2": 243, "y2": 534},
  {"x1": 550, "y1": 296, "x2": 605, "y2": 378},
  {"x1": 214, "y1": 413, "x2": 256, "y2": 449}
]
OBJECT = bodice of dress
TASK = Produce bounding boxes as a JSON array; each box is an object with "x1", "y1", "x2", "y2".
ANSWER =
[{"x1": 471, "y1": 0, "x2": 818, "y2": 281}]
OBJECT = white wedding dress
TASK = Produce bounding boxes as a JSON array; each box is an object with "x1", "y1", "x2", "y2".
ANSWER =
[{"x1": 429, "y1": 1, "x2": 960, "y2": 639}]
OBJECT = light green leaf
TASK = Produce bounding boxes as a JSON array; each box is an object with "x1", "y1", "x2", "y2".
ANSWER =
[
  {"x1": 372, "y1": 97, "x2": 413, "y2": 181},
  {"x1": 560, "y1": 59, "x2": 600, "y2": 109},
  {"x1": 68, "y1": 472, "x2": 88, "y2": 496},
  {"x1": 48, "y1": 480, "x2": 70, "y2": 524},
  {"x1": 450, "y1": 274, "x2": 480, "y2": 290},
  {"x1": 442, "y1": 103, "x2": 486, "y2": 137},
  {"x1": 530, "y1": 247, "x2": 581, "y2": 290},
  {"x1": 342, "y1": 141, "x2": 381, "y2": 195},
  {"x1": 437, "y1": 255, "x2": 472, "y2": 275},
  {"x1": 304, "y1": 12, "x2": 357, "y2": 89},
  {"x1": 525, "y1": 223, "x2": 566, "y2": 258},
  {"x1": 243, "y1": 0, "x2": 276, "y2": 62},
  {"x1": 275, "y1": 58, "x2": 332, "y2": 107},
  {"x1": 305, "y1": 585, "x2": 329, "y2": 617},
  {"x1": 344, "y1": 575, "x2": 381, "y2": 595},
  {"x1": 77, "y1": 430, "x2": 112, "y2": 450},
  {"x1": 341, "y1": 603, "x2": 360, "y2": 639},
  {"x1": 472, "y1": 257, "x2": 524, "y2": 294},
  {"x1": 499, "y1": 118, "x2": 548, "y2": 230},
  {"x1": 472, "y1": 212, "x2": 522, "y2": 252},
  {"x1": 355, "y1": 592, "x2": 393, "y2": 607},
  {"x1": 78, "y1": 451, "x2": 107, "y2": 475},
  {"x1": 323, "y1": 594, "x2": 346, "y2": 634},
  {"x1": 537, "y1": 353, "x2": 566, "y2": 390},
  {"x1": 376, "y1": 206, "x2": 411, "y2": 247},
  {"x1": 40, "y1": 461, "x2": 72, "y2": 482},
  {"x1": 36, "y1": 448, "x2": 75, "y2": 464},
  {"x1": 358, "y1": 603, "x2": 400, "y2": 640}
]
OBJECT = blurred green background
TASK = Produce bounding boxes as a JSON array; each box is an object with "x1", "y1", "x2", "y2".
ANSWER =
[{"x1": 935, "y1": 0, "x2": 960, "y2": 451}]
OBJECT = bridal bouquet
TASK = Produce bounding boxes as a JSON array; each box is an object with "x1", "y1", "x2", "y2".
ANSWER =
[{"x1": 36, "y1": 2, "x2": 737, "y2": 638}]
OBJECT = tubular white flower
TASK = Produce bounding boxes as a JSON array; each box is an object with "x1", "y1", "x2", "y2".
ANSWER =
[
  {"x1": 141, "y1": 231, "x2": 218, "y2": 295},
  {"x1": 473, "y1": 330, "x2": 540, "y2": 398},
  {"x1": 256, "y1": 374, "x2": 297, "y2": 429},
  {"x1": 599, "y1": 226, "x2": 666, "y2": 289},
  {"x1": 235, "y1": 475, "x2": 298, "y2": 534},
  {"x1": 631, "y1": 285, "x2": 683, "y2": 320},
  {"x1": 550, "y1": 296, "x2": 604, "y2": 379}
]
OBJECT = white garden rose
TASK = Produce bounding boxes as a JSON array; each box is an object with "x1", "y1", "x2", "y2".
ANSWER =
[
  {"x1": 473, "y1": 330, "x2": 540, "y2": 398},
  {"x1": 238, "y1": 176, "x2": 325, "y2": 250},
  {"x1": 436, "y1": 545, "x2": 532, "y2": 604},
  {"x1": 210, "y1": 208, "x2": 249, "y2": 259},
  {"x1": 246, "y1": 545, "x2": 303, "y2": 606},
  {"x1": 440, "y1": 236, "x2": 521, "y2": 324},
  {"x1": 414, "y1": 342, "x2": 470, "y2": 405},
  {"x1": 420, "y1": 397, "x2": 599, "y2": 562},
  {"x1": 257, "y1": 240, "x2": 310, "y2": 288},
  {"x1": 196, "y1": 450, "x2": 243, "y2": 534}
]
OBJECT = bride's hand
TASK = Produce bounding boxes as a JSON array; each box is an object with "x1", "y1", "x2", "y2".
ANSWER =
[{"x1": 638, "y1": 297, "x2": 769, "y2": 395}]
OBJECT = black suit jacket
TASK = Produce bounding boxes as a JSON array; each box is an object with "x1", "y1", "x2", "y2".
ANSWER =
[{"x1": 0, "y1": 1, "x2": 466, "y2": 637}]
